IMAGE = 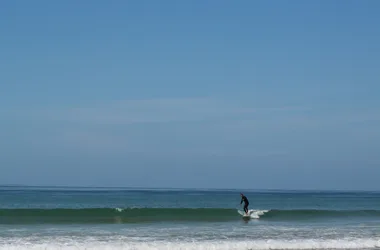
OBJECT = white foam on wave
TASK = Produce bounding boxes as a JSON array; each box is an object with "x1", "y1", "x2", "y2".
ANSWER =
[
  {"x1": 249, "y1": 209, "x2": 269, "y2": 219},
  {"x1": 239, "y1": 209, "x2": 269, "y2": 219},
  {"x1": 1, "y1": 238, "x2": 379, "y2": 250}
]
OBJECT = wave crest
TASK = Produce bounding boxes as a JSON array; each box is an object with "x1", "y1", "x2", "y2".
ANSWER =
[{"x1": 0, "y1": 208, "x2": 379, "y2": 224}]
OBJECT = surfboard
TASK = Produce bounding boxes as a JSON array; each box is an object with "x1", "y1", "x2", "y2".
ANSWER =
[{"x1": 237, "y1": 209, "x2": 253, "y2": 218}]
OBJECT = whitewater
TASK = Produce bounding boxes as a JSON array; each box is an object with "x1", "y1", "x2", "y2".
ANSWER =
[{"x1": 1, "y1": 239, "x2": 380, "y2": 250}]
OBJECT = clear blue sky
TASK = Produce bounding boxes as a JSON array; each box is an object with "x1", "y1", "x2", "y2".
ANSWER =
[{"x1": 1, "y1": 1, "x2": 379, "y2": 190}]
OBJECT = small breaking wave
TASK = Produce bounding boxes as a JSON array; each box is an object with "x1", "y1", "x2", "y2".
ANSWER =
[{"x1": 0, "y1": 208, "x2": 379, "y2": 224}]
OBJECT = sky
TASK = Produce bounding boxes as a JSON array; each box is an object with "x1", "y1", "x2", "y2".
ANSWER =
[{"x1": 1, "y1": 1, "x2": 380, "y2": 190}]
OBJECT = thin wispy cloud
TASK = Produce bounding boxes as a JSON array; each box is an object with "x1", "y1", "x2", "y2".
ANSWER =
[
  {"x1": 50, "y1": 97, "x2": 306, "y2": 125},
  {"x1": 16, "y1": 97, "x2": 304, "y2": 154}
]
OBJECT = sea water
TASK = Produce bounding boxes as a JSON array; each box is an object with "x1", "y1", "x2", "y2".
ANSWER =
[{"x1": 0, "y1": 186, "x2": 379, "y2": 250}]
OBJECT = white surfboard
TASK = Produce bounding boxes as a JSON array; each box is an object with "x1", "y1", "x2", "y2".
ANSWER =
[{"x1": 237, "y1": 209, "x2": 254, "y2": 218}]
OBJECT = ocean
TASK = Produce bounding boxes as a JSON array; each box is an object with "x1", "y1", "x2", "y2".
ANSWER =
[{"x1": 0, "y1": 186, "x2": 379, "y2": 250}]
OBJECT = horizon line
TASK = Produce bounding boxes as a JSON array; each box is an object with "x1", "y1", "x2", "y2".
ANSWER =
[{"x1": 0, "y1": 184, "x2": 379, "y2": 193}]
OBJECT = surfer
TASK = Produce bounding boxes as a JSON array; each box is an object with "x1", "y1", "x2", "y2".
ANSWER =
[{"x1": 240, "y1": 193, "x2": 249, "y2": 214}]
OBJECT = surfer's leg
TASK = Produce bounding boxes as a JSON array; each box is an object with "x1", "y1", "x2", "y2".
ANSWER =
[{"x1": 244, "y1": 204, "x2": 248, "y2": 213}]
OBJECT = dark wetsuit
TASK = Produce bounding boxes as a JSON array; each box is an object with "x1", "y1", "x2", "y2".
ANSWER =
[{"x1": 240, "y1": 195, "x2": 249, "y2": 213}]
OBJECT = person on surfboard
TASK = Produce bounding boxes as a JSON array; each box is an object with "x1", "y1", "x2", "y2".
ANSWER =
[{"x1": 240, "y1": 193, "x2": 249, "y2": 214}]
